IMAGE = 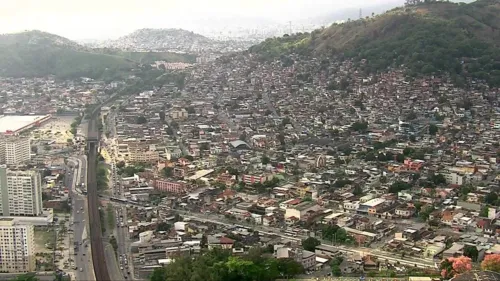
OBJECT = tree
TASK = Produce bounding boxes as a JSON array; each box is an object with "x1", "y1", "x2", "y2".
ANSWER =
[
  {"x1": 482, "y1": 254, "x2": 500, "y2": 272},
  {"x1": 109, "y1": 235, "x2": 118, "y2": 253},
  {"x1": 365, "y1": 152, "x2": 376, "y2": 161},
  {"x1": 389, "y1": 181, "x2": 412, "y2": 193},
  {"x1": 419, "y1": 205, "x2": 434, "y2": 221},
  {"x1": 463, "y1": 245, "x2": 479, "y2": 262},
  {"x1": 136, "y1": 116, "x2": 147, "y2": 124},
  {"x1": 430, "y1": 173, "x2": 447, "y2": 185},
  {"x1": 386, "y1": 151, "x2": 394, "y2": 161},
  {"x1": 403, "y1": 147, "x2": 414, "y2": 156},
  {"x1": 350, "y1": 121, "x2": 368, "y2": 132},
  {"x1": 302, "y1": 237, "x2": 321, "y2": 251},
  {"x1": 377, "y1": 153, "x2": 387, "y2": 161},
  {"x1": 485, "y1": 192, "x2": 499, "y2": 205},
  {"x1": 163, "y1": 167, "x2": 173, "y2": 177},
  {"x1": 396, "y1": 153, "x2": 405, "y2": 162},
  {"x1": 339, "y1": 78, "x2": 349, "y2": 90},
  {"x1": 451, "y1": 256, "x2": 472, "y2": 274},
  {"x1": 200, "y1": 143, "x2": 210, "y2": 151},
  {"x1": 116, "y1": 161, "x2": 125, "y2": 169},
  {"x1": 441, "y1": 256, "x2": 472, "y2": 279},
  {"x1": 261, "y1": 155, "x2": 270, "y2": 165},
  {"x1": 331, "y1": 265, "x2": 342, "y2": 276},
  {"x1": 156, "y1": 222, "x2": 171, "y2": 232},
  {"x1": 276, "y1": 258, "x2": 304, "y2": 278},
  {"x1": 13, "y1": 273, "x2": 39, "y2": 281},
  {"x1": 429, "y1": 124, "x2": 438, "y2": 135},
  {"x1": 352, "y1": 185, "x2": 363, "y2": 196},
  {"x1": 480, "y1": 206, "x2": 489, "y2": 217}
]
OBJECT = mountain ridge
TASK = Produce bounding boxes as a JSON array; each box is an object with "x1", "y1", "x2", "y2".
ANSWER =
[
  {"x1": 96, "y1": 28, "x2": 212, "y2": 52},
  {"x1": 249, "y1": 0, "x2": 500, "y2": 86},
  {"x1": 94, "y1": 28, "x2": 256, "y2": 53},
  {"x1": 0, "y1": 30, "x2": 136, "y2": 79},
  {"x1": 0, "y1": 30, "x2": 198, "y2": 79}
]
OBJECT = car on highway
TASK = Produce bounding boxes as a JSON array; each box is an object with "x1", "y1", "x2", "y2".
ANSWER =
[{"x1": 79, "y1": 268, "x2": 83, "y2": 272}]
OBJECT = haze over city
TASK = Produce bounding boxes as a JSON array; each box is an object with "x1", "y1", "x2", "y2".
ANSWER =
[{"x1": 0, "y1": 0, "x2": 406, "y2": 40}]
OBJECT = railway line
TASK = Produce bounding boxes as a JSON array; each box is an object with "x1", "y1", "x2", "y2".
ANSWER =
[
  {"x1": 83, "y1": 86, "x2": 151, "y2": 280},
  {"x1": 87, "y1": 114, "x2": 111, "y2": 281}
]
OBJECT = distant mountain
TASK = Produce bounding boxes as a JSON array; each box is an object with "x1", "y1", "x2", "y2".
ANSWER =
[
  {"x1": 95, "y1": 28, "x2": 255, "y2": 53},
  {"x1": 250, "y1": 0, "x2": 500, "y2": 87},
  {"x1": 0, "y1": 30, "x2": 81, "y2": 49},
  {"x1": 98, "y1": 28, "x2": 212, "y2": 52},
  {"x1": 0, "y1": 30, "x2": 136, "y2": 79}
]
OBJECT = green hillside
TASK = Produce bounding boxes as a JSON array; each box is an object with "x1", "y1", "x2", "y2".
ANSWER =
[
  {"x1": 250, "y1": 0, "x2": 500, "y2": 86},
  {"x1": 0, "y1": 31, "x2": 136, "y2": 79}
]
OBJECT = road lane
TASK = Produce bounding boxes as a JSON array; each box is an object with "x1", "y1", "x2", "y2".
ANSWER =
[{"x1": 68, "y1": 156, "x2": 94, "y2": 281}]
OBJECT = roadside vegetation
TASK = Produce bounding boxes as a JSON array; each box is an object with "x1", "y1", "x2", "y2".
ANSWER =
[{"x1": 150, "y1": 248, "x2": 304, "y2": 281}]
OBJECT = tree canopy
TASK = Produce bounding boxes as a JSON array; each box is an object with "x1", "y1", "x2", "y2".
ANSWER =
[
  {"x1": 250, "y1": 1, "x2": 500, "y2": 87},
  {"x1": 149, "y1": 248, "x2": 304, "y2": 281}
]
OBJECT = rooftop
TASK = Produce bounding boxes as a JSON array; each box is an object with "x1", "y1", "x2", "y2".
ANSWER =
[
  {"x1": 361, "y1": 198, "x2": 386, "y2": 207},
  {"x1": 0, "y1": 114, "x2": 51, "y2": 134}
]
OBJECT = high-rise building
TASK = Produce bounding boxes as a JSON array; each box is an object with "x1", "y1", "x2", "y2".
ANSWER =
[
  {"x1": 0, "y1": 217, "x2": 36, "y2": 272},
  {"x1": 0, "y1": 166, "x2": 43, "y2": 217},
  {"x1": 0, "y1": 136, "x2": 31, "y2": 166}
]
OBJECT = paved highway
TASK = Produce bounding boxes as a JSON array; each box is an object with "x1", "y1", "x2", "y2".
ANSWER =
[
  {"x1": 67, "y1": 156, "x2": 94, "y2": 281},
  {"x1": 108, "y1": 151, "x2": 133, "y2": 279},
  {"x1": 116, "y1": 205, "x2": 133, "y2": 279}
]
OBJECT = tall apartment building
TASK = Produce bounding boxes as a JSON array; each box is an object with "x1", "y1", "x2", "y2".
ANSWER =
[
  {"x1": 0, "y1": 218, "x2": 35, "y2": 272},
  {"x1": 0, "y1": 136, "x2": 31, "y2": 165},
  {"x1": 0, "y1": 166, "x2": 43, "y2": 216}
]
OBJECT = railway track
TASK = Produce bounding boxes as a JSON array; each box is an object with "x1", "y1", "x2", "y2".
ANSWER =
[
  {"x1": 87, "y1": 116, "x2": 111, "y2": 281},
  {"x1": 85, "y1": 87, "x2": 136, "y2": 281}
]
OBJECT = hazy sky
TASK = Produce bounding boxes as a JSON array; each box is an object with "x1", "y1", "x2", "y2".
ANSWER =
[{"x1": 0, "y1": 0, "x2": 404, "y2": 40}]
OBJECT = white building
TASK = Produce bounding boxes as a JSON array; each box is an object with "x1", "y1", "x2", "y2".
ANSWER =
[
  {"x1": 284, "y1": 202, "x2": 321, "y2": 220},
  {"x1": 0, "y1": 166, "x2": 43, "y2": 216},
  {"x1": 0, "y1": 218, "x2": 35, "y2": 272},
  {"x1": 0, "y1": 136, "x2": 31, "y2": 166},
  {"x1": 444, "y1": 172, "x2": 464, "y2": 186}
]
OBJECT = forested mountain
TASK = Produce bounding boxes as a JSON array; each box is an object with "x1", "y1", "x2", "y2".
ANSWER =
[
  {"x1": 0, "y1": 30, "x2": 136, "y2": 79},
  {"x1": 250, "y1": 0, "x2": 500, "y2": 86}
]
